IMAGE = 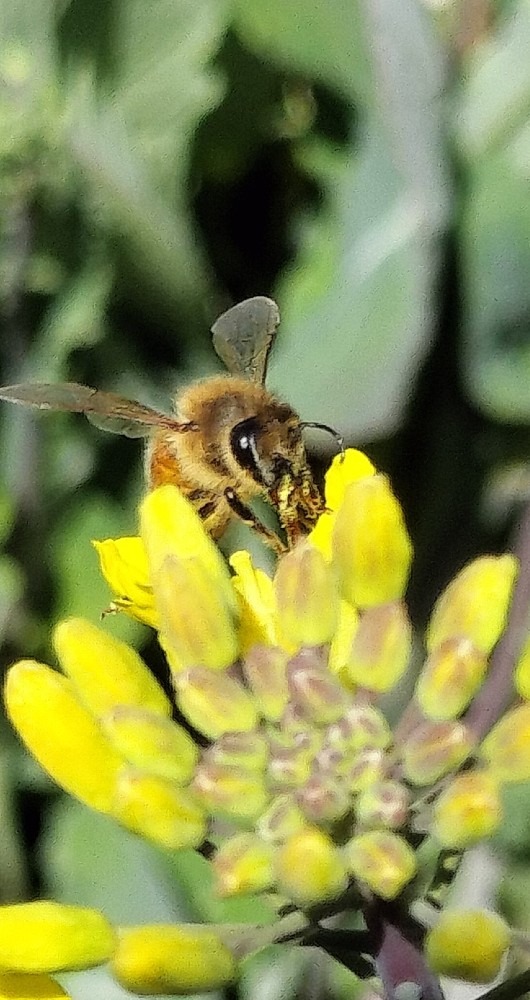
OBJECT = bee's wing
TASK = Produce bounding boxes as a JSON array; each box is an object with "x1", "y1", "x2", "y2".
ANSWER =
[
  {"x1": 0, "y1": 382, "x2": 182, "y2": 438},
  {"x1": 211, "y1": 296, "x2": 280, "y2": 384}
]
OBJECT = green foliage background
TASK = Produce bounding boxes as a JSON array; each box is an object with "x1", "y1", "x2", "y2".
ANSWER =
[{"x1": 1, "y1": 0, "x2": 530, "y2": 996}]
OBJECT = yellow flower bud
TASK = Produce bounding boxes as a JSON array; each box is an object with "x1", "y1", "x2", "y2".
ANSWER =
[
  {"x1": 113, "y1": 770, "x2": 206, "y2": 849},
  {"x1": 257, "y1": 794, "x2": 306, "y2": 842},
  {"x1": 287, "y1": 650, "x2": 350, "y2": 725},
  {"x1": 433, "y1": 771, "x2": 501, "y2": 847},
  {"x1": 274, "y1": 543, "x2": 340, "y2": 647},
  {"x1": 213, "y1": 833, "x2": 274, "y2": 897},
  {"x1": 426, "y1": 555, "x2": 518, "y2": 655},
  {"x1": 243, "y1": 645, "x2": 289, "y2": 722},
  {"x1": 0, "y1": 902, "x2": 115, "y2": 972},
  {"x1": 332, "y1": 475, "x2": 412, "y2": 608},
  {"x1": 345, "y1": 602, "x2": 412, "y2": 692},
  {"x1": 345, "y1": 830, "x2": 416, "y2": 899},
  {"x1": 53, "y1": 618, "x2": 171, "y2": 719},
  {"x1": 426, "y1": 909, "x2": 510, "y2": 983},
  {"x1": 102, "y1": 707, "x2": 198, "y2": 783},
  {"x1": 0, "y1": 972, "x2": 70, "y2": 998},
  {"x1": 402, "y1": 720, "x2": 473, "y2": 785},
  {"x1": 275, "y1": 827, "x2": 348, "y2": 907},
  {"x1": 309, "y1": 449, "x2": 376, "y2": 561},
  {"x1": 154, "y1": 555, "x2": 238, "y2": 675},
  {"x1": 92, "y1": 535, "x2": 158, "y2": 627},
  {"x1": 415, "y1": 638, "x2": 487, "y2": 721},
  {"x1": 174, "y1": 666, "x2": 257, "y2": 740},
  {"x1": 112, "y1": 925, "x2": 237, "y2": 995},
  {"x1": 481, "y1": 703, "x2": 530, "y2": 782},
  {"x1": 328, "y1": 600, "x2": 359, "y2": 678},
  {"x1": 192, "y1": 762, "x2": 269, "y2": 822},
  {"x1": 5, "y1": 661, "x2": 125, "y2": 812}
]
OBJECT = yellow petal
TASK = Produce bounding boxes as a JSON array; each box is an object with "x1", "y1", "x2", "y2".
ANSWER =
[
  {"x1": 140, "y1": 485, "x2": 235, "y2": 612},
  {"x1": 112, "y1": 925, "x2": 236, "y2": 996},
  {"x1": 5, "y1": 662, "x2": 125, "y2": 813},
  {"x1": 309, "y1": 450, "x2": 376, "y2": 561},
  {"x1": 53, "y1": 618, "x2": 171, "y2": 719},
  {"x1": 0, "y1": 902, "x2": 115, "y2": 972},
  {"x1": 328, "y1": 600, "x2": 359, "y2": 679},
  {"x1": 229, "y1": 551, "x2": 279, "y2": 652},
  {"x1": 92, "y1": 537, "x2": 158, "y2": 627}
]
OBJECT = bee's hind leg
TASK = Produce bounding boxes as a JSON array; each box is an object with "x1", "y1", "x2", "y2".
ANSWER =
[{"x1": 224, "y1": 487, "x2": 286, "y2": 556}]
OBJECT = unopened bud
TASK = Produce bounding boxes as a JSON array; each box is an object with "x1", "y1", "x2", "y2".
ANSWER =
[
  {"x1": 274, "y1": 543, "x2": 340, "y2": 647},
  {"x1": 242, "y1": 645, "x2": 289, "y2": 721},
  {"x1": 174, "y1": 666, "x2": 257, "y2": 740},
  {"x1": 287, "y1": 652, "x2": 350, "y2": 725},
  {"x1": 326, "y1": 704, "x2": 391, "y2": 753},
  {"x1": 401, "y1": 720, "x2": 474, "y2": 786},
  {"x1": 213, "y1": 833, "x2": 274, "y2": 897},
  {"x1": 345, "y1": 748, "x2": 385, "y2": 794},
  {"x1": 0, "y1": 902, "x2": 115, "y2": 972},
  {"x1": 426, "y1": 910, "x2": 510, "y2": 983},
  {"x1": 481, "y1": 702, "x2": 530, "y2": 782},
  {"x1": 257, "y1": 794, "x2": 306, "y2": 842},
  {"x1": 416, "y1": 638, "x2": 487, "y2": 720},
  {"x1": 192, "y1": 762, "x2": 269, "y2": 822},
  {"x1": 332, "y1": 475, "x2": 412, "y2": 609},
  {"x1": 355, "y1": 780, "x2": 410, "y2": 829},
  {"x1": 208, "y1": 730, "x2": 268, "y2": 772},
  {"x1": 103, "y1": 707, "x2": 198, "y2": 784},
  {"x1": 433, "y1": 771, "x2": 501, "y2": 847},
  {"x1": 113, "y1": 924, "x2": 237, "y2": 995},
  {"x1": 295, "y1": 774, "x2": 350, "y2": 824},
  {"x1": 345, "y1": 831, "x2": 416, "y2": 899},
  {"x1": 275, "y1": 827, "x2": 348, "y2": 906},
  {"x1": 426, "y1": 555, "x2": 518, "y2": 655},
  {"x1": 113, "y1": 770, "x2": 206, "y2": 849},
  {"x1": 345, "y1": 602, "x2": 412, "y2": 692}
]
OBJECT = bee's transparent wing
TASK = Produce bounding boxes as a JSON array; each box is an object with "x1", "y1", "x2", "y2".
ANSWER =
[
  {"x1": 0, "y1": 382, "x2": 181, "y2": 438},
  {"x1": 211, "y1": 296, "x2": 280, "y2": 384}
]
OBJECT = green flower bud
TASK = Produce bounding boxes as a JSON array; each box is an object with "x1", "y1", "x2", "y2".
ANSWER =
[
  {"x1": 287, "y1": 651, "x2": 350, "y2": 725},
  {"x1": 345, "y1": 748, "x2": 385, "y2": 794},
  {"x1": 275, "y1": 827, "x2": 348, "y2": 906},
  {"x1": 345, "y1": 602, "x2": 412, "y2": 692},
  {"x1": 174, "y1": 666, "x2": 257, "y2": 740},
  {"x1": 208, "y1": 730, "x2": 269, "y2": 771},
  {"x1": 113, "y1": 924, "x2": 237, "y2": 995},
  {"x1": 433, "y1": 771, "x2": 501, "y2": 847},
  {"x1": 274, "y1": 542, "x2": 340, "y2": 647},
  {"x1": 257, "y1": 794, "x2": 306, "y2": 842},
  {"x1": 426, "y1": 910, "x2": 510, "y2": 983},
  {"x1": 268, "y1": 746, "x2": 313, "y2": 789},
  {"x1": 355, "y1": 780, "x2": 410, "y2": 829},
  {"x1": 295, "y1": 774, "x2": 350, "y2": 824},
  {"x1": 345, "y1": 831, "x2": 416, "y2": 899},
  {"x1": 192, "y1": 762, "x2": 269, "y2": 822},
  {"x1": 415, "y1": 638, "x2": 487, "y2": 721},
  {"x1": 326, "y1": 704, "x2": 391, "y2": 753},
  {"x1": 401, "y1": 720, "x2": 474, "y2": 785}
]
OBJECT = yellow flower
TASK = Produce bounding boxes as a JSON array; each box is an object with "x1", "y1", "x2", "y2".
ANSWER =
[{"x1": 93, "y1": 536, "x2": 157, "y2": 627}]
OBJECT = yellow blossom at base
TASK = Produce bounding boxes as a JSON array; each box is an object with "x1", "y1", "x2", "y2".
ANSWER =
[
  {"x1": 93, "y1": 537, "x2": 158, "y2": 627},
  {"x1": 112, "y1": 925, "x2": 237, "y2": 995},
  {"x1": 0, "y1": 902, "x2": 115, "y2": 972},
  {"x1": 53, "y1": 618, "x2": 171, "y2": 719},
  {"x1": 230, "y1": 551, "x2": 278, "y2": 652},
  {"x1": 0, "y1": 973, "x2": 70, "y2": 999},
  {"x1": 275, "y1": 827, "x2": 348, "y2": 907},
  {"x1": 426, "y1": 910, "x2": 510, "y2": 983},
  {"x1": 5, "y1": 662, "x2": 125, "y2": 813}
]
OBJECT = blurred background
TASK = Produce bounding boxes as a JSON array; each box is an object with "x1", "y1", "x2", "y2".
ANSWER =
[{"x1": 2, "y1": 0, "x2": 530, "y2": 996}]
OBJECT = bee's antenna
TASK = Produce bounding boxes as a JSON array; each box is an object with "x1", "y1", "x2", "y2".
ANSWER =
[{"x1": 300, "y1": 422, "x2": 345, "y2": 459}]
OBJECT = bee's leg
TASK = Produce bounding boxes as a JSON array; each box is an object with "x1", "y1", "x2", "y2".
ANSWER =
[{"x1": 224, "y1": 487, "x2": 287, "y2": 555}]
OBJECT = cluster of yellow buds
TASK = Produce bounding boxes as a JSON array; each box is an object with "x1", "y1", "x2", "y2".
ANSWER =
[{"x1": 1, "y1": 450, "x2": 528, "y2": 998}]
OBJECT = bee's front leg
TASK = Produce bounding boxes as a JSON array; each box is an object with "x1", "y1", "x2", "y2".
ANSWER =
[{"x1": 224, "y1": 487, "x2": 286, "y2": 556}]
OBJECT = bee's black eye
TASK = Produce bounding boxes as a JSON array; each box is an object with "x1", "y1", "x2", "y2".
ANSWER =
[{"x1": 230, "y1": 417, "x2": 264, "y2": 482}]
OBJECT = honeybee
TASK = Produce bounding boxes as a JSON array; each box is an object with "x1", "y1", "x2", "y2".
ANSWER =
[{"x1": 0, "y1": 297, "x2": 342, "y2": 553}]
